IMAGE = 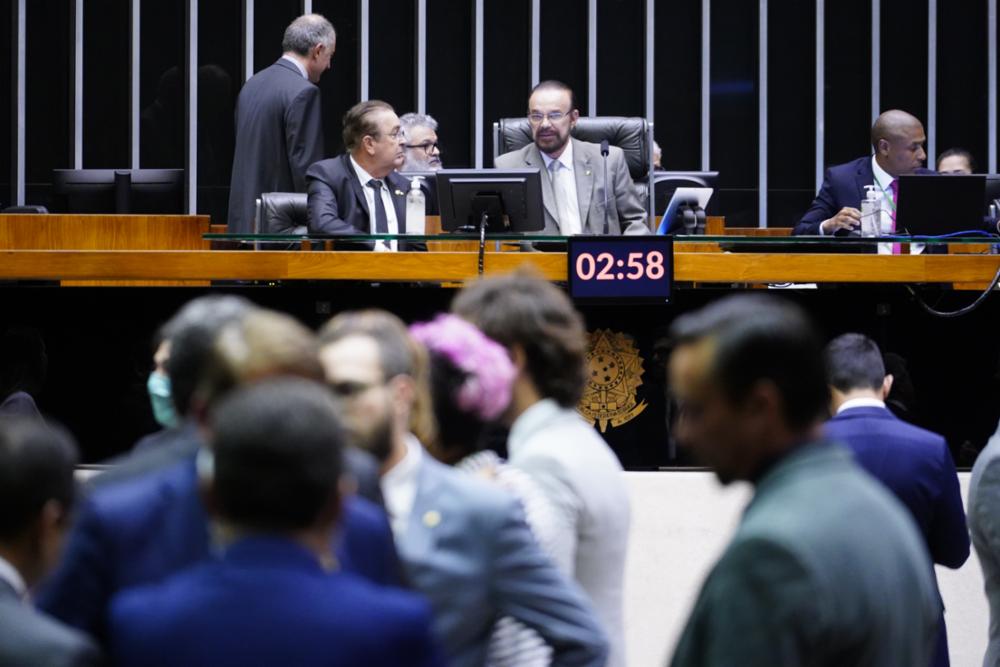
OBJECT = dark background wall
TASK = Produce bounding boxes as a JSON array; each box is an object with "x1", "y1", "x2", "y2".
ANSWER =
[{"x1": 4, "y1": 0, "x2": 999, "y2": 227}]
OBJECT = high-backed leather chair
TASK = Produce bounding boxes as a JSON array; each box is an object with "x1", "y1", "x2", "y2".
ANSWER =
[
  {"x1": 254, "y1": 192, "x2": 308, "y2": 235},
  {"x1": 493, "y1": 116, "x2": 655, "y2": 221}
]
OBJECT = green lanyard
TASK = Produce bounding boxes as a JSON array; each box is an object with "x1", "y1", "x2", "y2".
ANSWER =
[{"x1": 872, "y1": 174, "x2": 897, "y2": 213}]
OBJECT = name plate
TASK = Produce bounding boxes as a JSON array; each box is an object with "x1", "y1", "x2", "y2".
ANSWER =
[{"x1": 567, "y1": 236, "x2": 673, "y2": 303}]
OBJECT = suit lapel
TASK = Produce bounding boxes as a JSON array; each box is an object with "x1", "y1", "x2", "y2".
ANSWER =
[
  {"x1": 399, "y1": 457, "x2": 443, "y2": 564},
  {"x1": 854, "y1": 157, "x2": 874, "y2": 205},
  {"x1": 342, "y1": 154, "x2": 371, "y2": 222},
  {"x1": 523, "y1": 145, "x2": 561, "y2": 226},
  {"x1": 388, "y1": 173, "x2": 408, "y2": 233},
  {"x1": 572, "y1": 140, "x2": 595, "y2": 231}
]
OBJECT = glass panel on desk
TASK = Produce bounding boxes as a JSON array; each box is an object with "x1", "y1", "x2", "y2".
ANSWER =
[{"x1": 203, "y1": 233, "x2": 571, "y2": 244}]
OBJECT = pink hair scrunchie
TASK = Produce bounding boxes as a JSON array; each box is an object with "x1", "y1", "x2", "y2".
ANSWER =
[{"x1": 409, "y1": 314, "x2": 515, "y2": 421}]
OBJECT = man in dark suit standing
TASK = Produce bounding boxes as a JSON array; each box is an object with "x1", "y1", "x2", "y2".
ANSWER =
[
  {"x1": 307, "y1": 100, "x2": 420, "y2": 251},
  {"x1": 0, "y1": 418, "x2": 101, "y2": 666},
  {"x1": 794, "y1": 109, "x2": 930, "y2": 235},
  {"x1": 227, "y1": 14, "x2": 335, "y2": 234},
  {"x1": 667, "y1": 296, "x2": 938, "y2": 667},
  {"x1": 824, "y1": 333, "x2": 969, "y2": 667},
  {"x1": 109, "y1": 379, "x2": 442, "y2": 667}
]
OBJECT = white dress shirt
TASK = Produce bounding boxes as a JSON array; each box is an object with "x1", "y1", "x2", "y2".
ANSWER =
[
  {"x1": 836, "y1": 396, "x2": 887, "y2": 414},
  {"x1": 280, "y1": 54, "x2": 308, "y2": 79},
  {"x1": 0, "y1": 554, "x2": 27, "y2": 602},
  {"x1": 540, "y1": 142, "x2": 583, "y2": 235},
  {"x1": 380, "y1": 434, "x2": 423, "y2": 538},
  {"x1": 349, "y1": 156, "x2": 399, "y2": 251}
]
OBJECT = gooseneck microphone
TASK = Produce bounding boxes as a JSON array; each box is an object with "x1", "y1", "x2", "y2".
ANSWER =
[{"x1": 600, "y1": 140, "x2": 610, "y2": 234}]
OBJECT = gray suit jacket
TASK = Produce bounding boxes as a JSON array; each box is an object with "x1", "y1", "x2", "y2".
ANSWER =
[
  {"x1": 0, "y1": 580, "x2": 101, "y2": 667},
  {"x1": 227, "y1": 59, "x2": 324, "y2": 234},
  {"x1": 395, "y1": 454, "x2": 608, "y2": 667},
  {"x1": 495, "y1": 138, "x2": 649, "y2": 236},
  {"x1": 969, "y1": 419, "x2": 1000, "y2": 667},
  {"x1": 671, "y1": 442, "x2": 939, "y2": 667}
]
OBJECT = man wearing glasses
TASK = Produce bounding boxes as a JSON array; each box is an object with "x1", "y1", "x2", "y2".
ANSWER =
[
  {"x1": 495, "y1": 80, "x2": 648, "y2": 236},
  {"x1": 306, "y1": 100, "x2": 422, "y2": 251},
  {"x1": 399, "y1": 113, "x2": 443, "y2": 172}
]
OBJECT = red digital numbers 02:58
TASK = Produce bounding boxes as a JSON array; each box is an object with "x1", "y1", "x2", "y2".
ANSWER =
[{"x1": 574, "y1": 251, "x2": 666, "y2": 281}]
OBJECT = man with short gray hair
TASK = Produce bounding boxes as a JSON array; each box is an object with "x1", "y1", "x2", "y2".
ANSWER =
[
  {"x1": 227, "y1": 14, "x2": 336, "y2": 234},
  {"x1": 399, "y1": 113, "x2": 442, "y2": 172}
]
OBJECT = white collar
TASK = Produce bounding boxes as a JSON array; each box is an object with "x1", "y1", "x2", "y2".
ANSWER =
[
  {"x1": 281, "y1": 54, "x2": 309, "y2": 80},
  {"x1": 540, "y1": 139, "x2": 575, "y2": 172},
  {"x1": 349, "y1": 155, "x2": 382, "y2": 188},
  {"x1": 836, "y1": 397, "x2": 887, "y2": 414},
  {"x1": 508, "y1": 398, "x2": 564, "y2": 458},
  {"x1": 0, "y1": 554, "x2": 27, "y2": 601},
  {"x1": 380, "y1": 435, "x2": 423, "y2": 537},
  {"x1": 871, "y1": 155, "x2": 895, "y2": 192}
]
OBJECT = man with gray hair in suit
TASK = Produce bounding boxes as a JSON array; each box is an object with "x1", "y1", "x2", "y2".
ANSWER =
[
  {"x1": 495, "y1": 80, "x2": 648, "y2": 235},
  {"x1": 227, "y1": 14, "x2": 336, "y2": 233},
  {"x1": 399, "y1": 113, "x2": 443, "y2": 172},
  {"x1": 318, "y1": 309, "x2": 608, "y2": 667},
  {"x1": 0, "y1": 418, "x2": 101, "y2": 666}
]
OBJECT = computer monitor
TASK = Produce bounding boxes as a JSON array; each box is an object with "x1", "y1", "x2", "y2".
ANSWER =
[
  {"x1": 653, "y1": 171, "x2": 719, "y2": 215},
  {"x1": 895, "y1": 174, "x2": 986, "y2": 236},
  {"x1": 436, "y1": 168, "x2": 544, "y2": 233},
  {"x1": 984, "y1": 174, "x2": 1000, "y2": 210},
  {"x1": 52, "y1": 169, "x2": 184, "y2": 214}
]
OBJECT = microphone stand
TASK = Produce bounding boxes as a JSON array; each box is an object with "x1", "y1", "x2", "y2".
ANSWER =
[{"x1": 601, "y1": 140, "x2": 610, "y2": 234}]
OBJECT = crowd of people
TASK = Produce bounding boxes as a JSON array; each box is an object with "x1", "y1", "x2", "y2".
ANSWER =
[{"x1": 3, "y1": 267, "x2": 999, "y2": 665}]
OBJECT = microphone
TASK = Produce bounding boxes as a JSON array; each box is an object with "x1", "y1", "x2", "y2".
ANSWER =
[{"x1": 600, "y1": 140, "x2": 610, "y2": 234}]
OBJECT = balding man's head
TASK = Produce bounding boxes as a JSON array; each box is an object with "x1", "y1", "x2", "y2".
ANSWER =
[{"x1": 870, "y1": 110, "x2": 927, "y2": 177}]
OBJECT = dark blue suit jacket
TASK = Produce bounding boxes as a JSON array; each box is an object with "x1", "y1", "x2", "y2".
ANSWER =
[
  {"x1": 825, "y1": 405, "x2": 969, "y2": 667},
  {"x1": 109, "y1": 536, "x2": 443, "y2": 667},
  {"x1": 794, "y1": 156, "x2": 933, "y2": 235},
  {"x1": 36, "y1": 455, "x2": 400, "y2": 644}
]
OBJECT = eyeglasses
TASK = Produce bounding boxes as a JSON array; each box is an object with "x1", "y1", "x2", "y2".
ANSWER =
[
  {"x1": 528, "y1": 111, "x2": 570, "y2": 125},
  {"x1": 405, "y1": 141, "x2": 440, "y2": 154},
  {"x1": 328, "y1": 379, "x2": 383, "y2": 399}
]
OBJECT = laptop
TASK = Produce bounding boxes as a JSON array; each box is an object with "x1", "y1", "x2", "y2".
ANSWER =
[{"x1": 895, "y1": 174, "x2": 986, "y2": 236}]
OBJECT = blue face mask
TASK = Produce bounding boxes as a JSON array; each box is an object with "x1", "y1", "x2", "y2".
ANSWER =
[{"x1": 147, "y1": 371, "x2": 179, "y2": 429}]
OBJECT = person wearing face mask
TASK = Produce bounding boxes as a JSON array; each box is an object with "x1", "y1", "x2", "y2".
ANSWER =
[{"x1": 146, "y1": 339, "x2": 178, "y2": 432}]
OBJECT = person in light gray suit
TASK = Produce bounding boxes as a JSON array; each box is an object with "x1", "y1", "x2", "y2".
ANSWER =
[
  {"x1": 318, "y1": 310, "x2": 609, "y2": 667},
  {"x1": 453, "y1": 272, "x2": 631, "y2": 667},
  {"x1": 969, "y1": 418, "x2": 1000, "y2": 666},
  {"x1": 227, "y1": 14, "x2": 335, "y2": 234},
  {"x1": 0, "y1": 418, "x2": 101, "y2": 667},
  {"x1": 494, "y1": 80, "x2": 649, "y2": 236},
  {"x1": 667, "y1": 295, "x2": 939, "y2": 667}
]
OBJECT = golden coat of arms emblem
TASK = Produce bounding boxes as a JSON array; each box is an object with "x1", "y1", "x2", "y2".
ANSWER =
[{"x1": 578, "y1": 329, "x2": 647, "y2": 433}]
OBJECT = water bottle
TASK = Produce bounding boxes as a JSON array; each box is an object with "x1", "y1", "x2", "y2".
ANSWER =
[
  {"x1": 405, "y1": 177, "x2": 425, "y2": 235},
  {"x1": 860, "y1": 185, "x2": 880, "y2": 237}
]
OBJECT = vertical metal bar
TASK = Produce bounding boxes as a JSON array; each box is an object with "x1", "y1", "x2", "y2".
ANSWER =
[
  {"x1": 243, "y1": 0, "x2": 253, "y2": 82},
  {"x1": 474, "y1": 0, "x2": 484, "y2": 168},
  {"x1": 815, "y1": 0, "x2": 824, "y2": 191},
  {"x1": 186, "y1": 0, "x2": 197, "y2": 214},
  {"x1": 701, "y1": 0, "x2": 710, "y2": 171},
  {"x1": 645, "y1": 0, "x2": 653, "y2": 123},
  {"x1": 871, "y1": 0, "x2": 880, "y2": 122},
  {"x1": 587, "y1": 0, "x2": 597, "y2": 114},
  {"x1": 360, "y1": 0, "x2": 369, "y2": 100},
  {"x1": 990, "y1": 0, "x2": 997, "y2": 173},
  {"x1": 927, "y1": 0, "x2": 936, "y2": 163},
  {"x1": 302, "y1": 0, "x2": 312, "y2": 14},
  {"x1": 416, "y1": 0, "x2": 426, "y2": 113},
  {"x1": 14, "y1": 0, "x2": 25, "y2": 205},
  {"x1": 130, "y1": 0, "x2": 140, "y2": 168},
  {"x1": 530, "y1": 0, "x2": 540, "y2": 86},
  {"x1": 73, "y1": 0, "x2": 83, "y2": 169},
  {"x1": 759, "y1": 0, "x2": 767, "y2": 228}
]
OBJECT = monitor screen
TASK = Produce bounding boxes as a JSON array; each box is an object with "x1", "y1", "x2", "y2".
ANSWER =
[
  {"x1": 52, "y1": 169, "x2": 184, "y2": 214},
  {"x1": 435, "y1": 168, "x2": 544, "y2": 233}
]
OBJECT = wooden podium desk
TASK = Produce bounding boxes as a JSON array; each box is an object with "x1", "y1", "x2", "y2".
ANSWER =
[{"x1": 1, "y1": 214, "x2": 999, "y2": 288}]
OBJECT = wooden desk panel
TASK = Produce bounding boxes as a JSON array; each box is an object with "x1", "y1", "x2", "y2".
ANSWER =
[
  {"x1": 0, "y1": 214, "x2": 212, "y2": 286},
  {"x1": 1, "y1": 249, "x2": 999, "y2": 287}
]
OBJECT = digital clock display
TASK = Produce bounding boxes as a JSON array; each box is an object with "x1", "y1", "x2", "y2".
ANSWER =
[{"x1": 567, "y1": 236, "x2": 673, "y2": 302}]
